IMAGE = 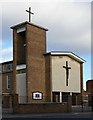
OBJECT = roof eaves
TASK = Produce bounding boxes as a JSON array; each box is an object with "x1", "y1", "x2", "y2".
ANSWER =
[
  {"x1": 45, "y1": 51, "x2": 85, "y2": 63},
  {"x1": 11, "y1": 21, "x2": 48, "y2": 31}
]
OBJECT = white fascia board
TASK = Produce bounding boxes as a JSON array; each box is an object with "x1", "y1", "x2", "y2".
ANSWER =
[{"x1": 50, "y1": 52, "x2": 85, "y2": 63}]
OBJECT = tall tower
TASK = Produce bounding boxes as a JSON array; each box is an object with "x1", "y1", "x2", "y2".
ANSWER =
[{"x1": 11, "y1": 21, "x2": 48, "y2": 103}]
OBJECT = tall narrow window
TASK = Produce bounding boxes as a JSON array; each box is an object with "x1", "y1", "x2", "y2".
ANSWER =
[
  {"x1": 7, "y1": 74, "x2": 11, "y2": 89},
  {"x1": 3, "y1": 65, "x2": 6, "y2": 72}
]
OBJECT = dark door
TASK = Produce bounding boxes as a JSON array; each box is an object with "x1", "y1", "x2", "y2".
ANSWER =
[
  {"x1": 72, "y1": 94, "x2": 76, "y2": 105},
  {"x1": 62, "y1": 92, "x2": 70, "y2": 102},
  {"x1": 52, "y1": 92, "x2": 60, "y2": 102}
]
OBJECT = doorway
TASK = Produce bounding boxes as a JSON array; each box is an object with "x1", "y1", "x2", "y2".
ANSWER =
[
  {"x1": 52, "y1": 92, "x2": 60, "y2": 102},
  {"x1": 62, "y1": 92, "x2": 70, "y2": 102}
]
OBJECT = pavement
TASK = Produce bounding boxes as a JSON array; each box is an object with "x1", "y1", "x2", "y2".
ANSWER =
[{"x1": 2, "y1": 112, "x2": 93, "y2": 118}]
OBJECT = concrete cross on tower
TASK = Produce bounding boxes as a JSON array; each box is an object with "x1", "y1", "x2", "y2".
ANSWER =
[
  {"x1": 26, "y1": 7, "x2": 34, "y2": 22},
  {"x1": 63, "y1": 61, "x2": 71, "y2": 86}
]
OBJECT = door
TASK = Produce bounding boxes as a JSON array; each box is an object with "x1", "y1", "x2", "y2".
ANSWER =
[
  {"x1": 62, "y1": 92, "x2": 70, "y2": 102},
  {"x1": 72, "y1": 93, "x2": 77, "y2": 105},
  {"x1": 52, "y1": 92, "x2": 60, "y2": 102}
]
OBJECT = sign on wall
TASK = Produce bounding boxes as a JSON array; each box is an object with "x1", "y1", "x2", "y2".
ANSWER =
[{"x1": 33, "y1": 92, "x2": 42, "y2": 100}]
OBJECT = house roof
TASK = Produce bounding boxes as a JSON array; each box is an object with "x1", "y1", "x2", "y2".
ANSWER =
[
  {"x1": 45, "y1": 51, "x2": 85, "y2": 63},
  {"x1": 11, "y1": 21, "x2": 48, "y2": 31},
  {"x1": 86, "y1": 80, "x2": 93, "y2": 83},
  {"x1": 0, "y1": 60, "x2": 13, "y2": 65}
]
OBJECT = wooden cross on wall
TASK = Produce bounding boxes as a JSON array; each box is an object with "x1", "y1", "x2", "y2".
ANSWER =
[
  {"x1": 26, "y1": 7, "x2": 34, "y2": 22},
  {"x1": 63, "y1": 61, "x2": 71, "y2": 86}
]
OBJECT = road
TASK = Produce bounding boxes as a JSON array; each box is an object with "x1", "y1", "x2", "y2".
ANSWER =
[
  {"x1": 2, "y1": 112, "x2": 93, "y2": 120},
  {"x1": 1, "y1": 118, "x2": 93, "y2": 120}
]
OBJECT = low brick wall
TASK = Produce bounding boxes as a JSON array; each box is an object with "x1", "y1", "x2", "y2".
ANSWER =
[
  {"x1": 12, "y1": 94, "x2": 72, "y2": 114},
  {"x1": 13, "y1": 102, "x2": 70, "y2": 114}
]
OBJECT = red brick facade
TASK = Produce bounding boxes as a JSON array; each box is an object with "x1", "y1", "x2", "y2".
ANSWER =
[
  {"x1": 0, "y1": 61, "x2": 13, "y2": 109},
  {"x1": 86, "y1": 80, "x2": 93, "y2": 94},
  {"x1": 86, "y1": 80, "x2": 93, "y2": 106}
]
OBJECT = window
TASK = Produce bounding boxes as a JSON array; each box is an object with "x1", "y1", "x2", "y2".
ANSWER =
[
  {"x1": 33, "y1": 92, "x2": 42, "y2": 100},
  {"x1": 7, "y1": 74, "x2": 12, "y2": 89},
  {"x1": 35, "y1": 94, "x2": 40, "y2": 98},
  {"x1": 3, "y1": 65, "x2": 6, "y2": 72},
  {"x1": 7, "y1": 64, "x2": 13, "y2": 72}
]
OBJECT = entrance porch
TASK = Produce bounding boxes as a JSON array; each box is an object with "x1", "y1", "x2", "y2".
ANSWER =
[{"x1": 52, "y1": 92, "x2": 81, "y2": 105}]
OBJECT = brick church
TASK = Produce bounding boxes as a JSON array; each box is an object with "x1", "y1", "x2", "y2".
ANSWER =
[
  {"x1": 1, "y1": 20, "x2": 85, "y2": 113},
  {"x1": 11, "y1": 21, "x2": 85, "y2": 105}
]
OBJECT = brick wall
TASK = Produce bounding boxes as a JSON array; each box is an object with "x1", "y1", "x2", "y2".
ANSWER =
[
  {"x1": 26, "y1": 23, "x2": 47, "y2": 103},
  {"x1": 2, "y1": 94, "x2": 13, "y2": 109},
  {"x1": 12, "y1": 94, "x2": 72, "y2": 114},
  {"x1": 86, "y1": 80, "x2": 93, "y2": 93},
  {"x1": 86, "y1": 80, "x2": 93, "y2": 106},
  {"x1": 45, "y1": 55, "x2": 51, "y2": 102},
  {"x1": 13, "y1": 103, "x2": 69, "y2": 114}
]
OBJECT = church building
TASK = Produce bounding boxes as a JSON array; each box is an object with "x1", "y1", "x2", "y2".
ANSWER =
[
  {"x1": 45, "y1": 52, "x2": 84, "y2": 105},
  {"x1": 11, "y1": 21, "x2": 85, "y2": 106}
]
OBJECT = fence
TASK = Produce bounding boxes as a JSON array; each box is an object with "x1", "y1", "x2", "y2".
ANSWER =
[
  {"x1": 72, "y1": 99, "x2": 93, "y2": 112},
  {"x1": 72, "y1": 105, "x2": 92, "y2": 112}
]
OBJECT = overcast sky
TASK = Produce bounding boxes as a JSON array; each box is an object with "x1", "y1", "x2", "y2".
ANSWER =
[{"x1": 0, "y1": 0, "x2": 92, "y2": 90}]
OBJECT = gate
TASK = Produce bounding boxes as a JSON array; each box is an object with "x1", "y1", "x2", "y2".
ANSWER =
[
  {"x1": 72, "y1": 94, "x2": 93, "y2": 112},
  {"x1": 2, "y1": 94, "x2": 13, "y2": 113}
]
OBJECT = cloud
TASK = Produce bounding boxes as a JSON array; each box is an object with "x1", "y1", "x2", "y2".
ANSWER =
[
  {"x1": 1, "y1": 1, "x2": 91, "y2": 58},
  {"x1": 0, "y1": 47, "x2": 13, "y2": 63},
  {"x1": 45, "y1": 2, "x2": 91, "y2": 54},
  {"x1": 1, "y1": 0, "x2": 91, "y2": 87},
  {"x1": 2, "y1": 2, "x2": 30, "y2": 41}
]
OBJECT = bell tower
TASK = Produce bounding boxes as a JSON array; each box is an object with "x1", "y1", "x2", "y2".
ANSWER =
[{"x1": 11, "y1": 21, "x2": 48, "y2": 103}]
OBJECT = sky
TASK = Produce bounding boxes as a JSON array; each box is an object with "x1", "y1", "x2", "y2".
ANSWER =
[{"x1": 0, "y1": 0, "x2": 92, "y2": 90}]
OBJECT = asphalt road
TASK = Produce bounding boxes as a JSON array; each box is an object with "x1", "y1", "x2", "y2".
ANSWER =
[
  {"x1": 1, "y1": 118, "x2": 92, "y2": 120},
  {"x1": 2, "y1": 112, "x2": 93, "y2": 120}
]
